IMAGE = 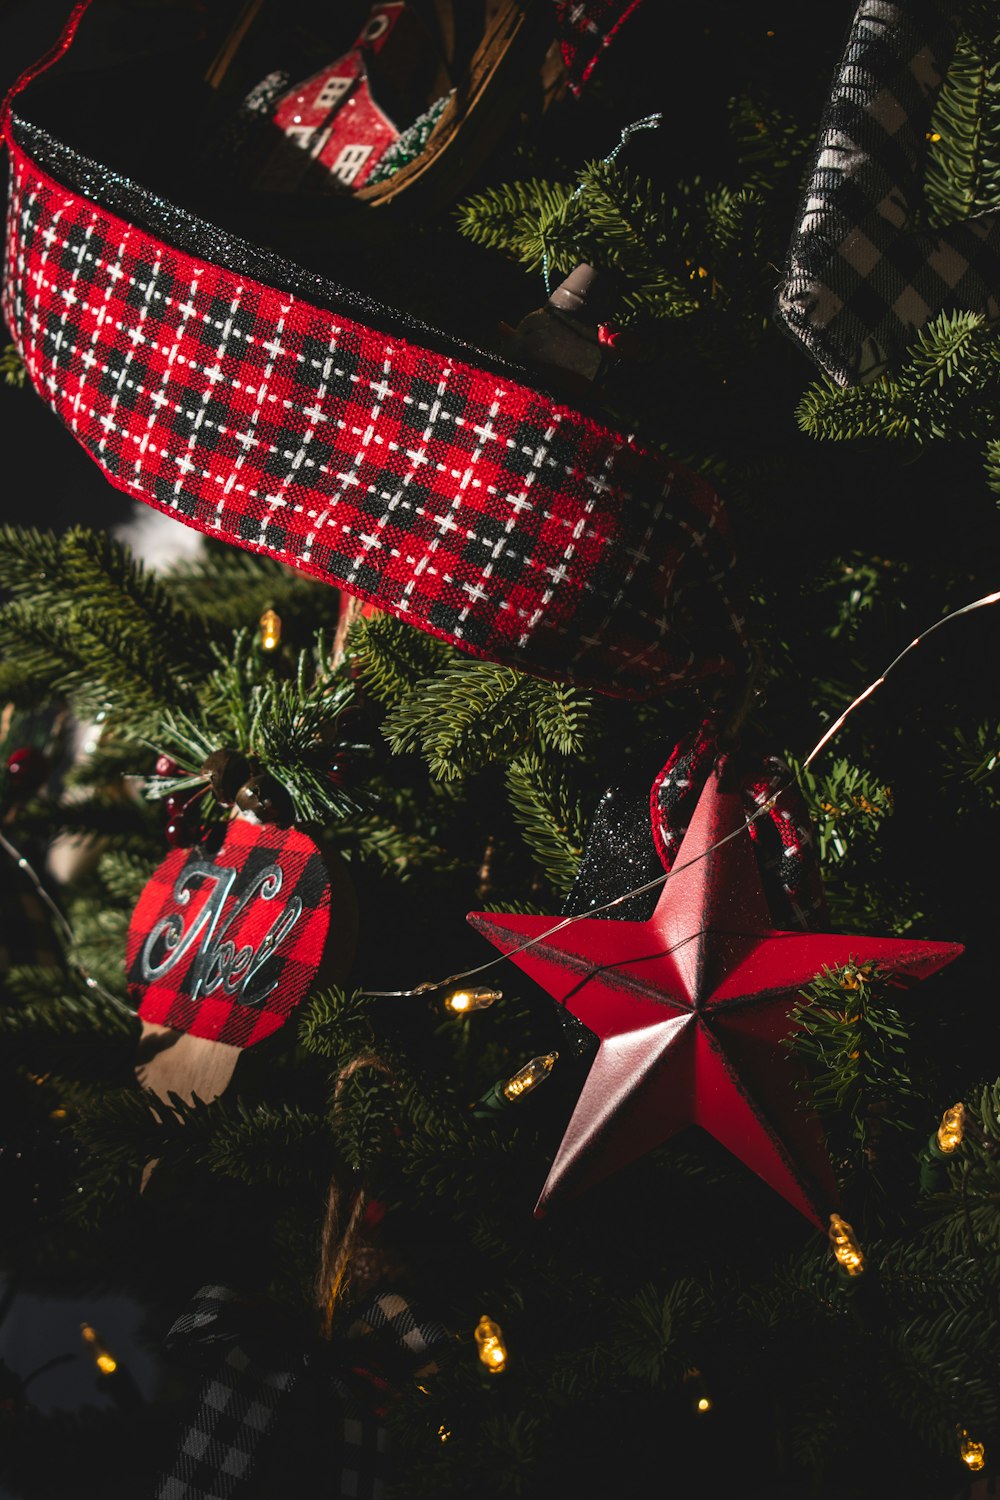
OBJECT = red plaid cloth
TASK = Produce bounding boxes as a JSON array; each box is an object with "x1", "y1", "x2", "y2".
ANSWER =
[
  {"x1": 2, "y1": 126, "x2": 743, "y2": 699},
  {"x1": 554, "y1": 0, "x2": 646, "y2": 95},
  {"x1": 125, "y1": 819, "x2": 331, "y2": 1048}
]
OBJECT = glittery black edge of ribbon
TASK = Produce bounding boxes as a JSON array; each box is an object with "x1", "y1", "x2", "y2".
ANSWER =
[{"x1": 8, "y1": 112, "x2": 530, "y2": 382}]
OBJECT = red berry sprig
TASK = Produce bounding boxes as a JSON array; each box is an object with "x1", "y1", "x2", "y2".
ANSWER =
[
  {"x1": 152, "y1": 753, "x2": 206, "y2": 847},
  {"x1": 5, "y1": 747, "x2": 49, "y2": 800}
]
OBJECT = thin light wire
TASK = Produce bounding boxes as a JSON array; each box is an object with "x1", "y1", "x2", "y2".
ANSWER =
[
  {"x1": 0, "y1": 829, "x2": 137, "y2": 1018},
  {"x1": 802, "y1": 589, "x2": 1000, "y2": 768},
  {"x1": 540, "y1": 112, "x2": 663, "y2": 295},
  {"x1": 361, "y1": 588, "x2": 1000, "y2": 998}
]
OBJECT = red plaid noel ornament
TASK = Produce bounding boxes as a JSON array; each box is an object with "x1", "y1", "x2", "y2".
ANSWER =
[{"x1": 128, "y1": 817, "x2": 356, "y2": 1109}]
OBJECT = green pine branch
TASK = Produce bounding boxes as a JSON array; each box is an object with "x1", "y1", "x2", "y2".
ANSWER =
[
  {"x1": 922, "y1": 1080, "x2": 1000, "y2": 1257},
  {"x1": 925, "y1": 32, "x2": 1000, "y2": 223},
  {"x1": 796, "y1": 313, "x2": 1000, "y2": 484},
  {"x1": 382, "y1": 661, "x2": 533, "y2": 778},
  {"x1": 199, "y1": 1099, "x2": 335, "y2": 1187},
  {"x1": 1, "y1": 343, "x2": 26, "y2": 387},
  {"x1": 379, "y1": 653, "x2": 593, "y2": 781},
  {"x1": 334, "y1": 805, "x2": 462, "y2": 880},
  {"x1": 455, "y1": 178, "x2": 585, "y2": 274},
  {"x1": 612, "y1": 1278, "x2": 711, "y2": 1386},
  {"x1": 96, "y1": 849, "x2": 157, "y2": 905},
  {"x1": 788, "y1": 962, "x2": 921, "y2": 1177},
  {"x1": 882, "y1": 1306, "x2": 999, "y2": 1454},
  {"x1": 348, "y1": 611, "x2": 452, "y2": 706},
  {"x1": 333, "y1": 1065, "x2": 400, "y2": 1173},
  {"x1": 11, "y1": 792, "x2": 160, "y2": 857},
  {"x1": 297, "y1": 987, "x2": 378, "y2": 1062},
  {"x1": 787, "y1": 754, "x2": 893, "y2": 863},
  {"x1": 0, "y1": 965, "x2": 131, "y2": 1039},
  {"x1": 730, "y1": 95, "x2": 814, "y2": 185},
  {"x1": 0, "y1": 526, "x2": 209, "y2": 729},
  {"x1": 149, "y1": 632, "x2": 363, "y2": 823},
  {"x1": 164, "y1": 544, "x2": 338, "y2": 637},
  {"x1": 505, "y1": 751, "x2": 586, "y2": 897},
  {"x1": 947, "y1": 719, "x2": 1000, "y2": 802}
]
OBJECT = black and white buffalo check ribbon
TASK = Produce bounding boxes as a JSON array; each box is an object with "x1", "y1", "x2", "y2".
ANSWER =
[
  {"x1": 156, "y1": 1284, "x2": 451, "y2": 1500},
  {"x1": 777, "y1": 0, "x2": 1000, "y2": 385}
]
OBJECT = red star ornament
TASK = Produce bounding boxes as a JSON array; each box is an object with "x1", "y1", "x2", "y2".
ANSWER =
[{"x1": 468, "y1": 769, "x2": 962, "y2": 1226}]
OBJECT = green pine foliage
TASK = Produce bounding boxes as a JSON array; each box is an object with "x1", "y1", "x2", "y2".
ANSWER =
[
  {"x1": 378, "y1": 654, "x2": 593, "y2": 781},
  {"x1": 788, "y1": 755, "x2": 894, "y2": 864},
  {"x1": 150, "y1": 632, "x2": 362, "y2": 823},
  {"x1": 505, "y1": 752, "x2": 586, "y2": 897},
  {"x1": 0, "y1": 525, "x2": 209, "y2": 726},
  {"x1": 925, "y1": 31, "x2": 1000, "y2": 223},
  {"x1": 796, "y1": 311, "x2": 1000, "y2": 465},
  {"x1": 947, "y1": 718, "x2": 1000, "y2": 801},
  {"x1": 164, "y1": 543, "x2": 339, "y2": 636},
  {"x1": 1, "y1": 343, "x2": 26, "y2": 387},
  {"x1": 3, "y1": 6, "x2": 1000, "y2": 1499},
  {"x1": 458, "y1": 158, "x2": 775, "y2": 329},
  {"x1": 788, "y1": 962, "x2": 922, "y2": 1191}
]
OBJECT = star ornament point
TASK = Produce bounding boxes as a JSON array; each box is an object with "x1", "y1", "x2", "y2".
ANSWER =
[{"x1": 468, "y1": 774, "x2": 962, "y2": 1226}]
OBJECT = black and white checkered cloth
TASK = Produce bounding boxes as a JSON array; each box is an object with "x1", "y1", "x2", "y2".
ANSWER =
[
  {"x1": 156, "y1": 1285, "x2": 450, "y2": 1500},
  {"x1": 776, "y1": 0, "x2": 1000, "y2": 385}
]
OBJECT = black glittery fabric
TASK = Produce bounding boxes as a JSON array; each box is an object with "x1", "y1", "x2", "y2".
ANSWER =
[
  {"x1": 8, "y1": 113, "x2": 521, "y2": 380},
  {"x1": 552, "y1": 776, "x2": 665, "y2": 1060},
  {"x1": 563, "y1": 782, "x2": 663, "y2": 924}
]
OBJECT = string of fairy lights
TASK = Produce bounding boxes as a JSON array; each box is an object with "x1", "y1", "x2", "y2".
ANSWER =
[
  {"x1": 365, "y1": 588, "x2": 1000, "y2": 1468},
  {"x1": 363, "y1": 586, "x2": 1000, "y2": 1008},
  {"x1": 2, "y1": 594, "x2": 998, "y2": 1469},
  {"x1": 64, "y1": 1085, "x2": 990, "y2": 1465}
]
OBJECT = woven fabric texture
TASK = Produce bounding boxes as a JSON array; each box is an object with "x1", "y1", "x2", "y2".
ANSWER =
[
  {"x1": 650, "y1": 728, "x2": 827, "y2": 931},
  {"x1": 3, "y1": 133, "x2": 743, "y2": 699},
  {"x1": 776, "y1": 0, "x2": 1000, "y2": 385},
  {"x1": 347, "y1": 1289, "x2": 450, "y2": 1373},
  {"x1": 125, "y1": 819, "x2": 331, "y2": 1049},
  {"x1": 157, "y1": 1286, "x2": 299, "y2": 1500},
  {"x1": 157, "y1": 1285, "x2": 451, "y2": 1500}
]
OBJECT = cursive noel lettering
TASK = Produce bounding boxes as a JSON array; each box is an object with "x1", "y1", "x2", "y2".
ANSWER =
[{"x1": 141, "y1": 858, "x2": 303, "y2": 1008}]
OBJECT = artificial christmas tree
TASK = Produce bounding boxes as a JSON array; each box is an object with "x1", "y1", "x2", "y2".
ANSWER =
[{"x1": 1, "y1": 2, "x2": 999, "y2": 1497}]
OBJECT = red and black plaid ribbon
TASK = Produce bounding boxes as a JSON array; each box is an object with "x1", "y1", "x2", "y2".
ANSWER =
[
  {"x1": 553, "y1": 0, "x2": 646, "y2": 95},
  {"x1": 125, "y1": 819, "x2": 332, "y2": 1049},
  {"x1": 650, "y1": 723, "x2": 827, "y2": 930},
  {"x1": 2, "y1": 107, "x2": 745, "y2": 698}
]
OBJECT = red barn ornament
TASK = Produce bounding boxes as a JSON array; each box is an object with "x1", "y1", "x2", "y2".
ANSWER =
[
  {"x1": 260, "y1": 3, "x2": 406, "y2": 192},
  {"x1": 128, "y1": 817, "x2": 356, "y2": 1109}
]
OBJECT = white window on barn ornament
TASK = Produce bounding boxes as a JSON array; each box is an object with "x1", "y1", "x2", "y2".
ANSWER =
[
  {"x1": 329, "y1": 144, "x2": 374, "y2": 186},
  {"x1": 316, "y1": 74, "x2": 353, "y2": 112}
]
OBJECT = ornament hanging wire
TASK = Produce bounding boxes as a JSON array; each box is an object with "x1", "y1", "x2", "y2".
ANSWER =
[
  {"x1": 0, "y1": 829, "x2": 137, "y2": 1018},
  {"x1": 540, "y1": 112, "x2": 663, "y2": 294},
  {"x1": 361, "y1": 588, "x2": 1000, "y2": 998}
]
